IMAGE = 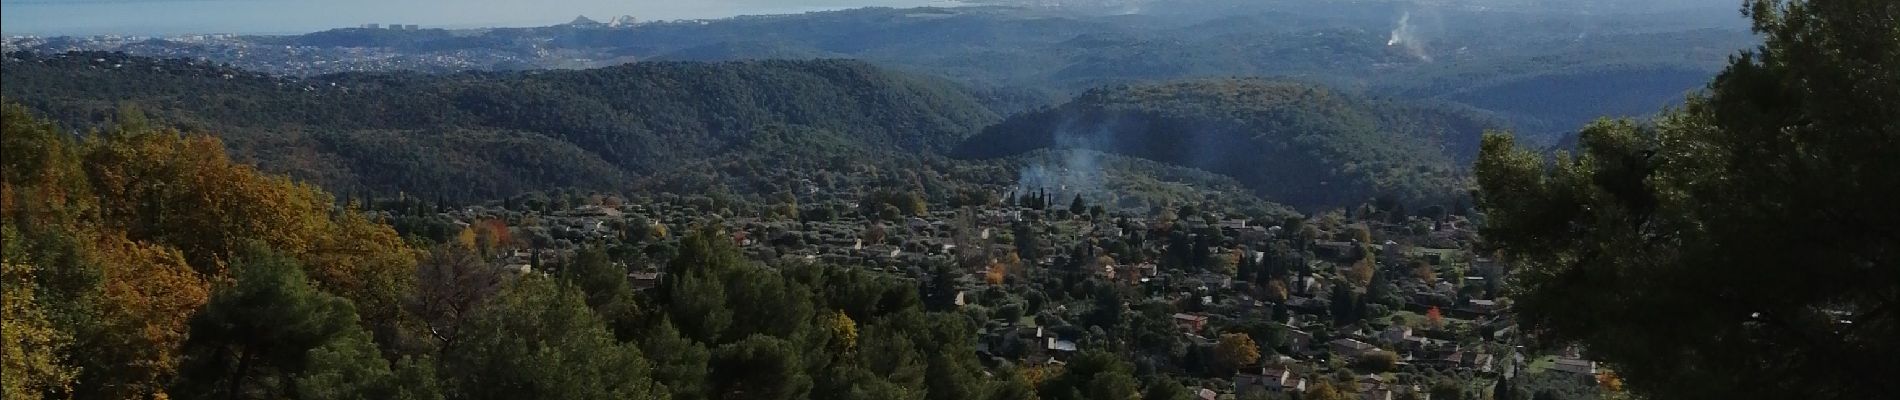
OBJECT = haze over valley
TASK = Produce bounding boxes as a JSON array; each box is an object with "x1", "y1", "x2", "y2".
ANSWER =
[{"x1": 4, "y1": 1, "x2": 1892, "y2": 400}]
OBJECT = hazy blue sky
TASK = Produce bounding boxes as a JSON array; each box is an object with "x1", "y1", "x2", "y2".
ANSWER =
[{"x1": 2, "y1": 0, "x2": 969, "y2": 36}]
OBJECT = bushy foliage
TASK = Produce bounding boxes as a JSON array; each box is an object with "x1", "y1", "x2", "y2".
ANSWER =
[{"x1": 1474, "y1": 1, "x2": 1899, "y2": 398}]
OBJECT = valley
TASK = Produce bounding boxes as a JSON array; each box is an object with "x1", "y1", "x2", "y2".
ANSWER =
[{"x1": 4, "y1": 1, "x2": 1892, "y2": 400}]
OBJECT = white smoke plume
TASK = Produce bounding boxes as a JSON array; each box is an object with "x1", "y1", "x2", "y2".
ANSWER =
[
  {"x1": 1015, "y1": 117, "x2": 1112, "y2": 201},
  {"x1": 1387, "y1": 11, "x2": 1432, "y2": 62}
]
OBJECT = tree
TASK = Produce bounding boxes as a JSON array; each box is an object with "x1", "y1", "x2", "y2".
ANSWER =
[
  {"x1": 440, "y1": 276, "x2": 663, "y2": 400},
  {"x1": 296, "y1": 330, "x2": 441, "y2": 400},
  {"x1": 1428, "y1": 380, "x2": 1462, "y2": 400},
  {"x1": 1264, "y1": 279, "x2": 1290, "y2": 303},
  {"x1": 639, "y1": 319, "x2": 710, "y2": 400},
  {"x1": 709, "y1": 335, "x2": 811, "y2": 400},
  {"x1": 1306, "y1": 381, "x2": 1345, "y2": 400},
  {"x1": 1, "y1": 256, "x2": 76, "y2": 399},
  {"x1": 1039, "y1": 351, "x2": 1137, "y2": 400},
  {"x1": 1411, "y1": 260, "x2": 1436, "y2": 284},
  {"x1": 1084, "y1": 284, "x2": 1126, "y2": 333},
  {"x1": 1012, "y1": 221, "x2": 1041, "y2": 261},
  {"x1": 1211, "y1": 333, "x2": 1262, "y2": 373},
  {"x1": 664, "y1": 229, "x2": 741, "y2": 342},
  {"x1": 556, "y1": 248, "x2": 641, "y2": 340},
  {"x1": 1493, "y1": 376, "x2": 1516, "y2": 400},
  {"x1": 411, "y1": 243, "x2": 498, "y2": 350},
  {"x1": 78, "y1": 233, "x2": 212, "y2": 398},
  {"x1": 925, "y1": 348, "x2": 987, "y2": 400},
  {"x1": 1354, "y1": 350, "x2": 1399, "y2": 372},
  {"x1": 1345, "y1": 257, "x2": 1375, "y2": 288},
  {"x1": 1473, "y1": 1, "x2": 1898, "y2": 398},
  {"x1": 990, "y1": 369, "x2": 1039, "y2": 400},
  {"x1": 1367, "y1": 269, "x2": 1401, "y2": 309},
  {"x1": 1344, "y1": 224, "x2": 1372, "y2": 244},
  {"x1": 1213, "y1": 250, "x2": 1240, "y2": 277},
  {"x1": 1084, "y1": 372, "x2": 1139, "y2": 400},
  {"x1": 863, "y1": 222, "x2": 888, "y2": 245},
  {"x1": 1330, "y1": 285, "x2": 1360, "y2": 326},
  {"x1": 718, "y1": 265, "x2": 814, "y2": 343},
  {"x1": 1140, "y1": 379, "x2": 1193, "y2": 400},
  {"x1": 172, "y1": 247, "x2": 375, "y2": 399}
]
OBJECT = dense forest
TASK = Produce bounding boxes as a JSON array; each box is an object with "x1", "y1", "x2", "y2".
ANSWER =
[
  {"x1": 0, "y1": 52, "x2": 1000, "y2": 200},
  {"x1": 955, "y1": 79, "x2": 1497, "y2": 209},
  {"x1": 4, "y1": 52, "x2": 1429, "y2": 213},
  {"x1": 0, "y1": 103, "x2": 1037, "y2": 400},
  {"x1": 13, "y1": 1, "x2": 1755, "y2": 138},
  {"x1": 3, "y1": 1, "x2": 1893, "y2": 399}
]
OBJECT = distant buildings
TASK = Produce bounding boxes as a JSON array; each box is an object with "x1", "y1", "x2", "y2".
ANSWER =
[
  {"x1": 1329, "y1": 338, "x2": 1378, "y2": 358},
  {"x1": 1172, "y1": 313, "x2": 1209, "y2": 334},
  {"x1": 360, "y1": 23, "x2": 421, "y2": 30},
  {"x1": 1551, "y1": 358, "x2": 1597, "y2": 375},
  {"x1": 1235, "y1": 366, "x2": 1307, "y2": 396}
]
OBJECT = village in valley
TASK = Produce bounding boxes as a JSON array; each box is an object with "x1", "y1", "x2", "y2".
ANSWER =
[{"x1": 374, "y1": 183, "x2": 1613, "y2": 400}]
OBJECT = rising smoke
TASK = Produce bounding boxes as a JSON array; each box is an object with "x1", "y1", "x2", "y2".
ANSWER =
[
  {"x1": 1387, "y1": 11, "x2": 1432, "y2": 62},
  {"x1": 1014, "y1": 117, "x2": 1113, "y2": 201}
]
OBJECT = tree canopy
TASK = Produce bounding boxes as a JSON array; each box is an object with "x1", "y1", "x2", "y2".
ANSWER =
[{"x1": 1473, "y1": 1, "x2": 1899, "y2": 398}]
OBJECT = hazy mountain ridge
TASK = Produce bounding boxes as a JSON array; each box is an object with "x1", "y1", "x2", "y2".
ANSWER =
[
  {"x1": 955, "y1": 79, "x2": 1500, "y2": 209},
  {"x1": 7, "y1": 2, "x2": 1752, "y2": 137},
  {"x1": 1, "y1": 51, "x2": 1000, "y2": 199}
]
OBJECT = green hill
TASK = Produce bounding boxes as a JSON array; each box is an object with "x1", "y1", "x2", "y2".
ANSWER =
[
  {"x1": 1, "y1": 51, "x2": 1000, "y2": 199},
  {"x1": 954, "y1": 79, "x2": 1501, "y2": 209}
]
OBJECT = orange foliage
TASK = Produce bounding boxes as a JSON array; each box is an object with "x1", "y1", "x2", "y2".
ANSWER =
[
  {"x1": 1599, "y1": 370, "x2": 1624, "y2": 392},
  {"x1": 0, "y1": 105, "x2": 97, "y2": 225},
  {"x1": 84, "y1": 232, "x2": 210, "y2": 398},
  {"x1": 1001, "y1": 251, "x2": 1022, "y2": 270},
  {"x1": 1425, "y1": 306, "x2": 1444, "y2": 328},
  {"x1": 82, "y1": 132, "x2": 333, "y2": 276},
  {"x1": 985, "y1": 251, "x2": 1025, "y2": 285},
  {"x1": 474, "y1": 219, "x2": 512, "y2": 251},
  {"x1": 1213, "y1": 333, "x2": 1262, "y2": 372},
  {"x1": 1, "y1": 106, "x2": 425, "y2": 398},
  {"x1": 1020, "y1": 364, "x2": 1058, "y2": 388},
  {"x1": 77, "y1": 130, "x2": 419, "y2": 327},
  {"x1": 302, "y1": 210, "x2": 419, "y2": 328},
  {"x1": 1265, "y1": 279, "x2": 1290, "y2": 302},
  {"x1": 1412, "y1": 260, "x2": 1436, "y2": 284},
  {"x1": 1346, "y1": 257, "x2": 1375, "y2": 287}
]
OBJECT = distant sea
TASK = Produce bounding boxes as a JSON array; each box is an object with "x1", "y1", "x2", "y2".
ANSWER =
[{"x1": 2, "y1": 0, "x2": 971, "y2": 37}]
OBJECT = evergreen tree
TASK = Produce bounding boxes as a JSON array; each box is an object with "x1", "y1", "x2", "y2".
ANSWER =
[
  {"x1": 710, "y1": 335, "x2": 812, "y2": 400},
  {"x1": 1473, "y1": 1, "x2": 1898, "y2": 398},
  {"x1": 639, "y1": 319, "x2": 711, "y2": 400},
  {"x1": 172, "y1": 248, "x2": 380, "y2": 399},
  {"x1": 556, "y1": 248, "x2": 641, "y2": 341},
  {"x1": 439, "y1": 276, "x2": 663, "y2": 400}
]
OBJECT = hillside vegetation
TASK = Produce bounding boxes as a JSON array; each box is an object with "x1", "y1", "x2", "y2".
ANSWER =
[
  {"x1": 1, "y1": 52, "x2": 1000, "y2": 199},
  {"x1": 23, "y1": 2, "x2": 1749, "y2": 138},
  {"x1": 956, "y1": 79, "x2": 1499, "y2": 209}
]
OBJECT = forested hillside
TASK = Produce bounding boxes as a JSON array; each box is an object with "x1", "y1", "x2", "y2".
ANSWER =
[
  {"x1": 0, "y1": 102, "x2": 1027, "y2": 400},
  {"x1": 11, "y1": 2, "x2": 1754, "y2": 138},
  {"x1": 0, "y1": 52, "x2": 1000, "y2": 199},
  {"x1": 955, "y1": 79, "x2": 1499, "y2": 209}
]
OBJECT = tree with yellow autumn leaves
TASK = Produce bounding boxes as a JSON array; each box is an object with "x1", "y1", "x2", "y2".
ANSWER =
[{"x1": 1, "y1": 103, "x2": 425, "y2": 399}]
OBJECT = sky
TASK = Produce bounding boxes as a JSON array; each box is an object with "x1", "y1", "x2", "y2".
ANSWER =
[{"x1": 1, "y1": 0, "x2": 970, "y2": 36}]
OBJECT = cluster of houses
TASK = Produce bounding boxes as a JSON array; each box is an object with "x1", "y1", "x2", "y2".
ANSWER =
[{"x1": 430, "y1": 194, "x2": 1598, "y2": 400}]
